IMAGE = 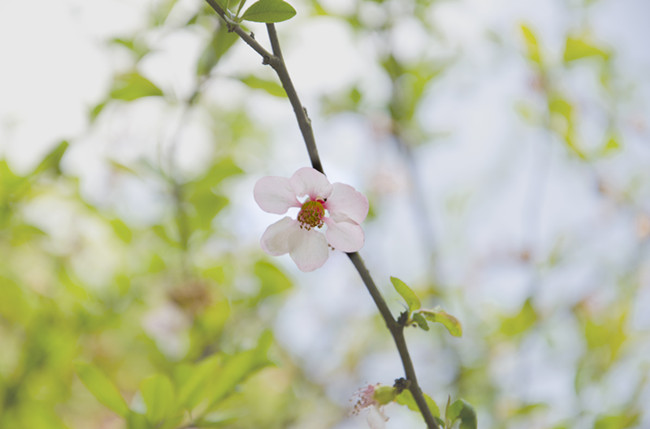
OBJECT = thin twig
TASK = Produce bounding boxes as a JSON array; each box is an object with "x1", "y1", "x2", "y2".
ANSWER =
[
  {"x1": 204, "y1": 0, "x2": 273, "y2": 60},
  {"x1": 348, "y1": 252, "x2": 439, "y2": 429},
  {"x1": 265, "y1": 24, "x2": 323, "y2": 174},
  {"x1": 203, "y1": 3, "x2": 438, "y2": 427}
]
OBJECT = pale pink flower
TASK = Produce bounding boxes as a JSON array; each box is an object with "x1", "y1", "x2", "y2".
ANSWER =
[
  {"x1": 254, "y1": 167, "x2": 369, "y2": 272},
  {"x1": 352, "y1": 384, "x2": 390, "y2": 429}
]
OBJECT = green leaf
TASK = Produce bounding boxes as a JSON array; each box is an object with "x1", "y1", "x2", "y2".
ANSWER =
[
  {"x1": 90, "y1": 101, "x2": 107, "y2": 121},
  {"x1": 110, "y1": 72, "x2": 163, "y2": 101},
  {"x1": 31, "y1": 140, "x2": 69, "y2": 177},
  {"x1": 126, "y1": 411, "x2": 149, "y2": 429},
  {"x1": 75, "y1": 362, "x2": 129, "y2": 417},
  {"x1": 594, "y1": 413, "x2": 639, "y2": 429},
  {"x1": 204, "y1": 331, "x2": 273, "y2": 410},
  {"x1": 390, "y1": 276, "x2": 421, "y2": 313},
  {"x1": 110, "y1": 37, "x2": 149, "y2": 59},
  {"x1": 0, "y1": 276, "x2": 33, "y2": 325},
  {"x1": 412, "y1": 312, "x2": 429, "y2": 331},
  {"x1": 253, "y1": 259, "x2": 292, "y2": 302},
  {"x1": 9, "y1": 223, "x2": 47, "y2": 246},
  {"x1": 108, "y1": 159, "x2": 140, "y2": 177},
  {"x1": 520, "y1": 24, "x2": 542, "y2": 66},
  {"x1": 110, "y1": 219, "x2": 133, "y2": 243},
  {"x1": 188, "y1": 157, "x2": 244, "y2": 191},
  {"x1": 197, "y1": 23, "x2": 238, "y2": 76},
  {"x1": 447, "y1": 399, "x2": 477, "y2": 429},
  {"x1": 140, "y1": 374, "x2": 175, "y2": 424},
  {"x1": 548, "y1": 95, "x2": 573, "y2": 121},
  {"x1": 599, "y1": 132, "x2": 622, "y2": 157},
  {"x1": 177, "y1": 355, "x2": 223, "y2": 410},
  {"x1": 238, "y1": 75, "x2": 286, "y2": 97},
  {"x1": 241, "y1": 0, "x2": 296, "y2": 23},
  {"x1": 185, "y1": 157, "x2": 243, "y2": 231},
  {"x1": 547, "y1": 94, "x2": 587, "y2": 159},
  {"x1": 499, "y1": 298, "x2": 537, "y2": 337},
  {"x1": 418, "y1": 309, "x2": 462, "y2": 337},
  {"x1": 395, "y1": 390, "x2": 441, "y2": 418},
  {"x1": 189, "y1": 193, "x2": 229, "y2": 231},
  {"x1": 564, "y1": 36, "x2": 610, "y2": 63}
]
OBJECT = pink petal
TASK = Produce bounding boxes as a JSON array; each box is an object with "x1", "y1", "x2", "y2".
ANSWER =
[
  {"x1": 324, "y1": 217, "x2": 365, "y2": 252},
  {"x1": 290, "y1": 167, "x2": 333, "y2": 201},
  {"x1": 287, "y1": 227, "x2": 330, "y2": 271},
  {"x1": 254, "y1": 176, "x2": 300, "y2": 214},
  {"x1": 325, "y1": 183, "x2": 369, "y2": 224},
  {"x1": 260, "y1": 217, "x2": 299, "y2": 255}
]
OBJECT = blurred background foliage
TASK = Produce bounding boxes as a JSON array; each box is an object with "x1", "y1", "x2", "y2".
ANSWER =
[{"x1": 1, "y1": 0, "x2": 649, "y2": 428}]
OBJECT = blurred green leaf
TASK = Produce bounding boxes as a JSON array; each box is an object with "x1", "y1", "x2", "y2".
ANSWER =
[
  {"x1": 594, "y1": 413, "x2": 639, "y2": 429},
  {"x1": 238, "y1": 75, "x2": 286, "y2": 97},
  {"x1": 9, "y1": 223, "x2": 46, "y2": 246},
  {"x1": 563, "y1": 35, "x2": 610, "y2": 63},
  {"x1": 31, "y1": 141, "x2": 68, "y2": 177},
  {"x1": 418, "y1": 308, "x2": 462, "y2": 337},
  {"x1": 242, "y1": 0, "x2": 296, "y2": 23},
  {"x1": 548, "y1": 95, "x2": 572, "y2": 121},
  {"x1": 390, "y1": 276, "x2": 421, "y2": 313},
  {"x1": 205, "y1": 331, "x2": 273, "y2": 410},
  {"x1": 75, "y1": 362, "x2": 129, "y2": 417},
  {"x1": 447, "y1": 399, "x2": 477, "y2": 429},
  {"x1": 110, "y1": 37, "x2": 149, "y2": 59},
  {"x1": 0, "y1": 160, "x2": 23, "y2": 197},
  {"x1": 140, "y1": 374, "x2": 175, "y2": 424},
  {"x1": 599, "y1": 132, "x2": 622, "y2": 156},
  {"x1": 253, "y1": 259, "x2": 292, "y2": 302},
  {"x1": 110, "y1": 72, "x2": 163, "y2": 101},
  {"x1": 90, "y1": 101, "x2": 107, "y2": 121},
  {"x1": 520, "y1": 24, "x2": 542, "y2": 66},
  {"x1": 584, "y1": 310, "x2": 627, "y2": 363},
  {"x1": 509, "y1": 402, "x2": 548, "y2": 417},
  {"x1": 188, "y1": 157, "x2": 244, "y2": 191},
  {"x1": 548, "y1": 94, "x2": 586, "y2": 159},
  {"x1": 197, "y1": 23, "x2": 238, "y2": 76},
  {"x1": 126, "y1": 411, "x2": 149, "y2": 429},
  {"x1": 108, "y1": 159, "x2": 140, "y2": 177},
  {"x1": 321, "y1": 85, "x2": 363, "y2": 115},
  {"x1": 0, "y1": 276, "x2": 33, "y2": 325},
  {"x1": 189, "y1": 193, "x2": 229, "y2": 231},
  {"x1": 177, "y1": 355, "x2": 222, "y2": 410},
  {"x1": 110, "y1": 219, "x2": 133, "y2": 243},
  {"x1": 500, "y1": 298, "x2": 537, "y2": 337},
  {"x1": 184, "y1": 157, "x2": 243, "y2": 232},
  {"x1": 514, "y1": 101, "x2": 540, "y2": 125}
]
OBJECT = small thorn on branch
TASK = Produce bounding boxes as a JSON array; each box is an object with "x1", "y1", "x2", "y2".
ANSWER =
[{"x1": 302, "y1": 107, "x2": 312, "y2": 124}]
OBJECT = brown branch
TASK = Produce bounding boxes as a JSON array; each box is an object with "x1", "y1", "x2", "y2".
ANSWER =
[
  {"x1": 265, "y1": 24, "x2": 323, "y2": 174},
  {"x1": 347, "y1": 252, "x2": 439, "y2": 429}
]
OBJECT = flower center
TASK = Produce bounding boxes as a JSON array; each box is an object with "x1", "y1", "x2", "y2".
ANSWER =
[{"x1": 297, "y1": 200, "x2": 325, "y2": 230}]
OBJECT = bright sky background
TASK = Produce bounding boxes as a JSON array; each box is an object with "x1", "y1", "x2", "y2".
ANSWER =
[{"x1": 1, "y1": 0, "x2": 649, "y2": 427}]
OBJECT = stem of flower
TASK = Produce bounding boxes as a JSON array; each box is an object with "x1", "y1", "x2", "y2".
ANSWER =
[
  {"x1": 347, "y1": 252, "x2": 439, "y2": 429},
  {"x1": 203, "y1": 3, "x2": 438, "y2": 427},
  {"x1": 265, "y1": 24, "x2": 324, "y2": 175}
]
